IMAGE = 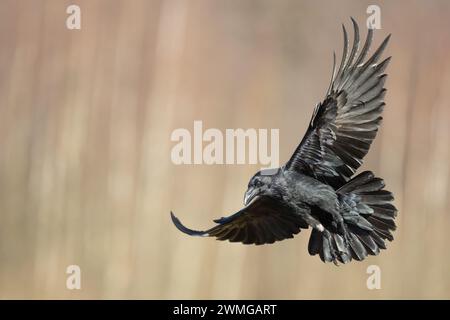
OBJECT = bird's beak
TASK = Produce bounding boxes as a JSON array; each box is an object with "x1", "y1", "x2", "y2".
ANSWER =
[{"x1": 244, "y1": 187, "x2": 258, "y2": 206}]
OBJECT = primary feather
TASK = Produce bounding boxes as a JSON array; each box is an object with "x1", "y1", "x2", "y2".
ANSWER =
[{"x1": 286, "y1": 18, "x2": 391, "y2": 188}]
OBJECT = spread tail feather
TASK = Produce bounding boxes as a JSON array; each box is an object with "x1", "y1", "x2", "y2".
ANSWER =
[{"x1": 308, "y1": 171, "x2": 397, "y2": 264}]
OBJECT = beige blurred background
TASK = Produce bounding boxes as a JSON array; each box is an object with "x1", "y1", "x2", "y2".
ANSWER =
[{"x1": 0, "y1": 0, "x2": 449, "y2": 299}]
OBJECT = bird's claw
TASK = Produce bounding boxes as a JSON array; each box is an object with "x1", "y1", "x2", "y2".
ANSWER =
[
  {"x1": 324, "y1": 230, "x2": 341, "y2": 265},
  {"x1": 338, "y1": 221, "x2": 352, "y2": 249},
  {"x1": 326, "y1": 223, "x2": 353, "y2": 265}
]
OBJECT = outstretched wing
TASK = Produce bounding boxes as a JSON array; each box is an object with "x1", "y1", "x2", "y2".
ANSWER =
[
  {"x1": 285, "y1": 19, "x2": 391, "y2": 188},
  {"x1": 171, "y1": 196, "x2": 309, "y2": 245}
]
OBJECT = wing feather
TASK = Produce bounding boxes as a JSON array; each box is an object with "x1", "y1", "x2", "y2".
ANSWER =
[
  {"x1": 285, "y1": 19, "x2": 391, "y2": 188},
  {"x1": 171, "y1": 197, "x2": 308, "y2": 245}
]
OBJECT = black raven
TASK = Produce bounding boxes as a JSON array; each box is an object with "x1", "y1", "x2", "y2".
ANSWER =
[{"x1": 171, "y1": 19, "x2": 397, "y2": 264}]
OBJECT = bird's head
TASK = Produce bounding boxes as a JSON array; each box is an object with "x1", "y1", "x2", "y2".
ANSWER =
[{"x1": 244, "y1": 168, "x2": 282, "y2": 206}]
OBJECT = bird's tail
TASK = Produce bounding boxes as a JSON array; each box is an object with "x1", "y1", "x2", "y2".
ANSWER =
[{"x1": 308, "y1": 171, "x2": 397, "y2": 264}]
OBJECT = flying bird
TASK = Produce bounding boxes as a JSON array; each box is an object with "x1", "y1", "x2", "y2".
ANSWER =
[{"x1": 171, "y1": 19, "x2": 397, "y2": 264}]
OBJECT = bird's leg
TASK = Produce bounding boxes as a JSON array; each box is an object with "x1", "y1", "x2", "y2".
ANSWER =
[
  {"x1": 299, "y1": 212, "x2": 325, "y2": 232},
  {"x1": 329, "y1": 209, "x2": 352, "y2": 249},
  {"x1": 323, "y1": 229, "x2": 340, "y2": 266},
  {"x1": 290, "y1": 203, "x2": 325, "y2": 232},
  {"x1": 299, "y1": 210, "x2": 341, "y2": 265},
  {"x1": 291, "y1": 203, "x2": 346, "y2": 264},
  {"x1": 308, "y1": 195, "x2": 350, "y2": 241}
]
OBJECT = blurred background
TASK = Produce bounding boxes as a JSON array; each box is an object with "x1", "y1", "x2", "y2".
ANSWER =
[{"x1": 0, "y1": 0, "x2": 449, "y2": 299}]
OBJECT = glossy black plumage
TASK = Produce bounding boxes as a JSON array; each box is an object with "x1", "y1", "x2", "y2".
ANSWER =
[
  {"x1": 171, "y1": 196, "x2": 308, "y2": 245},
  {"x1": 286, "y1": 19, "x2": 391, "y2": 188},
  {"x1": 171, "y1": 19, "x2": 397, "y2": 264}
]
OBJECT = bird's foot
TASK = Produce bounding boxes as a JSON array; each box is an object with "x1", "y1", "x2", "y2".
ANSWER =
[
  {"x1": 338, "y1": 221, "x2": 352, "y2": 248},
  {"x1": 339, "y1": 224, "x2": 354, "y2": 264},
  {"x1": 324, "y1": 230, "x2": 341, "y2": 265},
  {"x1": 333, "y1": 222, "x2": 353, "y2": 264}
]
